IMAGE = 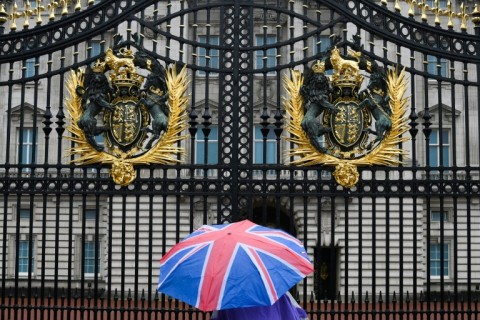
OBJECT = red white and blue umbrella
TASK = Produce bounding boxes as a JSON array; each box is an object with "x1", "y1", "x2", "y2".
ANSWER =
[{"x1": 158, "y1": 219, "x2": 313, "y2": 311}]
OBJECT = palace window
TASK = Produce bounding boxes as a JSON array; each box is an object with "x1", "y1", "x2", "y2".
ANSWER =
[
  {"x1": 430, "y1": 242, "x2": 450, "y2": 278},
  {"x1": 426, "y1": 0, "x2": 447, "y2": 8},
  {"x1": 198, "y1": 35, "x2": 220, "y2": 75},
  {"x1": 89, "y1": 41, "x2": 103, "y2": 58},
  {"x1": 195, "y1": 126, "x2": 218, "y2": 176},
  {"x1": 84, "y1": 239, "x2": 101, "y2": 277},
  {"x1": 427, "y1": 55, "x2": 447, "y2": 77},
  {"x1": 24, "y1": 58, "x2": 36, "y2": 78},
  {"x1": 18, "y1": 238, "x2": 35, "y2": 275},
  {"x1": 253, "y1": 125, "x2": 277, "y2": 165},
  {"x1": 17, "y1": 128, "x2": 37, "y2": 171},
  {"x1": 428, "y1": 129, "x2": 450, "y2": 167},
  {"x1": 255, "y1": 35, "x2": 277, "y2": 73},
  {"x1": 85, "y1": 208, "x2": 97, "y2": 221},
  {"x1": 313, "y1": 35, "x2": 331, "y2": 55},
  {"x1": 431, "y1": 210, "x2": 449, "y2": 222},
  {"x1": 18, "y1": 208, "x2": 31, "y2": 220}
]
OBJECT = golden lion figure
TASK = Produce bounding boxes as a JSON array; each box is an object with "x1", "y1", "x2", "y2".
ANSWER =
[
  {"x1": 330, "y1": 47, "x2": 360, "y2": 77},
  {"x1": 104, "y1": 48, "x2": 135, "y2": 75}
]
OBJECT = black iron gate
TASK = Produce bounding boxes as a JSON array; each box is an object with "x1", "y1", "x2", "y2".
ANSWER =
[{"x1": 1, "y1": 0, "x2": 480, "y2": 319}]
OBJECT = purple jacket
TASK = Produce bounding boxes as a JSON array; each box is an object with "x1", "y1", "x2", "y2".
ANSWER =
[{"x1": 211, "y1": 293, "x2": 308, "y2": 320}]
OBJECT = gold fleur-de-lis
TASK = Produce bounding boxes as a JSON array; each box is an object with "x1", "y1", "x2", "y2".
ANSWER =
[
  {"x1": 9, "y1": 2, "x2": 22, "y2": 31},
  {"x1": 75, "y1": 0, "x2": 81, "y2": 11},
  {"x1": 430, "y1": 0, "x2": 441, "y2": 25},
  {"x1": 34, "y1": 0, "x2": 45, "y2": 25},
  {"x1": 23, "y1": 1, "x2": 35, "y2": 28},
  {"x1": 59, "y1": 0, "x2": 68, "y2": 16},
  {"x1": 445, "y1": 1, "x2": 454, "y2": 29},
  {"x1": 418, "y1": 0, "x2": 428, "y2": 22},
  {"x1": 47, "y1": 0, "x2": 58, "y2": 21},
  {"x1": 406, "y1": 0, "x2": 416, "y2": 17}
]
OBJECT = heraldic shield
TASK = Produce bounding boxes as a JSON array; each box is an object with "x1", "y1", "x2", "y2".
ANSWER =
[
  {"x1": 65, "y1": 34, "x2": 189, "y2": 186},
  {"x1": 285, "y1": 35, "x2": 410, "y2": 188}
]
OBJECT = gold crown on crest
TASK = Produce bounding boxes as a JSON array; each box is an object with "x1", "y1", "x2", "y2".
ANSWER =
[{"x1": 111, "y1": 72, "x2": 145, "y2": 89}]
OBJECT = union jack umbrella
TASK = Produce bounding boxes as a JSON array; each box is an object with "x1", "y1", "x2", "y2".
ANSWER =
[{"x1": 158, "y1": 219, "x2": 313, "y2": 311}]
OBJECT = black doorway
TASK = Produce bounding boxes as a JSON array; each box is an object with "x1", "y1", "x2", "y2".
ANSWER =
[{"x1": 314, "y1": 246, "x2": 339, "y2": 300}]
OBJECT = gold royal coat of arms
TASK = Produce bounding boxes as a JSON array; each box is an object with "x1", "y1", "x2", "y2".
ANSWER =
[
  {"x1": 284, "y1": 36, "x2": 410, "y2": 188},
  {"x1": 65, "y1": 35, "x2": 189, "y2": 186}
]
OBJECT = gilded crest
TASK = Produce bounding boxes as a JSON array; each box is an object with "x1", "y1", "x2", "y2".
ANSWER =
[
  {"x1": 285, "y1": 36, "x2": 410, "y2": 188},
  {"x1": 65, "y1": 37, "x2": 189, "y2": 186}
]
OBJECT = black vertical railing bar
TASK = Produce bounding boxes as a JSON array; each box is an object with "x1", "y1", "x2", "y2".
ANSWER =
[
  {"x1": 399, "y1": 195, "x2": 404, "y2": 305},
  {"x1": 344, "y1": 190, "x2": 351, "y2": 317},
  {"x1": 200, "y1": 5, "x2": 212, "y2": 179},
  {"x1": 160, "y1": 192, "x2": 167, "y2": 314},
  {"x1": 80, "y1": 194, "x2": 87, "y2": 314},
  {"x1": 94, "y1": 195, "x2": 102, "y2": 314},
  {"x1": 26, "y1": 194, "x2": 34, "y2": 320},
  {"x1": 382, "y1": 34, "x2": 390, "y2": 309},
  {"x1": 330, "y1": 196, "x2": 336, "y2": 319},
  {"x1": 435, "y1": 56, "x2": 447, "y2": 310},
  {"x1": 106, "y1": 193, "x2": 112, "y2": 305},
  {"x1": 134, "y1": 194, "x2": 140, "y2": 313},
  {"x1": 120, "y1": 195, "x2": 127, "y2": 303},
  {"x1": 0, "y1": 68, "x2": 12, "y2": 320},
  {"x1": 174, "y1": 194, "x2": 182, "y2": 312},
  {"x1": 56, "y1": 48, "x2": 66, "y2": 167},
  {"x1": 315, "y1": 195, "x2": 322, "y2": 307},
  {"x1": 31, "y1": 56, "x2": 39, "y2": 178},
  {"x1": 147, "y1": 192, "x2": 154, "y2": 306},
  {"x1": 259, "y1": 6, "x2": 270, "y2": 182},
  {"x1": 371, "y1": 196, "x2": 376, "y2": 307},
  {"x1": 386, "y1": 194, "x2": 390, "y2": 306},
  {"x1": 227, "y1": 1, "x2": 241, "y2": 220},
  {"x1": 273, "y1": 0, "x2": 283, "y2": 173},
  {"x1": 358, "y1": 194, "x2": 363, "y2": 315},
  {"x1": 189, "y1": 5, "x2": 199, "y2": 181},
  {"x1": 66, "y1": 195, "x2": 74, "y2": 319},
  {"x1": 421, "y1": 52, "x2": 431, "y2": 309},
  {"x1": 1, "y1": 60, "x2": 13, "y2": 318}
]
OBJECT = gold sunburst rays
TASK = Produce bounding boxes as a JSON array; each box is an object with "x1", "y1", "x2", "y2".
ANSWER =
[
  {"x1": 284, "y1": 67, "x2": 410, "y2": 188},
  {"x1": 65, "y1": 64, "x2": 189, "y2": 186}
]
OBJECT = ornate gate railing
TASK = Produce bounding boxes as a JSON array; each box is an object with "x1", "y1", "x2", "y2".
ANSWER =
[{"x1": 0, "y1": 0, "x2": 479, "y2": 319}]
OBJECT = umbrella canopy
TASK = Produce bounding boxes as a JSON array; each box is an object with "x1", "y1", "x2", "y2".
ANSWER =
[{"x1": 158, "y1": 219, "x2": 313, "y2": 311}]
